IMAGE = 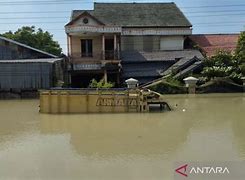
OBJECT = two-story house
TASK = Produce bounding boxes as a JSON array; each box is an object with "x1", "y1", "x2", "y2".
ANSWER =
[{"x1": 65, "y1": 2, "x2": 204, "y2": 87}]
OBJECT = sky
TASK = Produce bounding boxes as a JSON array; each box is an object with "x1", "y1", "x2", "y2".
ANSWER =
[{"x1": 0, "y1": 0, "x2": 244, "y2": 54}]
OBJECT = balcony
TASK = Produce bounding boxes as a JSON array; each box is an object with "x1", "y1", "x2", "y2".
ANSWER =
[{"x1": 68, "y1": 51, "x2": 121, "y2": 71}]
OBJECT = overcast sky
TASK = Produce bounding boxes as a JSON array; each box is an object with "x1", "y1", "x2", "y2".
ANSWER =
[{"x1": 0, "y1": 0, "x2": 244, "y2": 54}]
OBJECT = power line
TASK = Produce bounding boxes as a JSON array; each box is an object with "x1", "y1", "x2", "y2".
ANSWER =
[
  {"x1": 0, "y1": 11, "x2": 71, "y2": 14},
  {"x1": 0, "y1": 0, "x2": 92, "y2": 5},
  {"x1": 0, "y1": 20, "x2": 244, "y2": 25},
  {"x1": 0, "y1": 9, "x2": 245, "y2": 15},
  {"x1": 0, "y1": 0, "x2": 244, "y2": 9},
  {"x1": 0, "y1": 12, "x2": 245, "y2": 20}
]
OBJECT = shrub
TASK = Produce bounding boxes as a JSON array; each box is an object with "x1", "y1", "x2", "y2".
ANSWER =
[{"x1": 89, "y1": 79, "x2": 114, "y2": 88}]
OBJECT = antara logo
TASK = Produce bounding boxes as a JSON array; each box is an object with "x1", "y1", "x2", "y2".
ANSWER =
[
  {"x1": 175, "y1": 164, "x2": 188, "y2": 177},
  {"x1": 175, "y1": 163, "x2": 230, "y2": 177}
]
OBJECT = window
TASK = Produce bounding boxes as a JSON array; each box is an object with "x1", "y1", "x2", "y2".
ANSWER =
[
  {"x1": 81, "y1": 39, "x2": 93, "y2": 57},
  {"x1": 83, "y1": 18, "x2": 89, "y2": 24}
]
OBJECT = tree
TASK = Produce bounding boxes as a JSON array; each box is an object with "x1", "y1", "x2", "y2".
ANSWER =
[
  {"x1": 201, "y1": 51, "x2": 242, "y2": 81},
  {"x1": 1, "y1": 26, "x2": 62, "y2": 56},
  {"x1": 235, "y1": 31, "x2": 245, "y2": 76},
  {"x1": 236, "y1": 31, "x2": 245, "y2": 62}
]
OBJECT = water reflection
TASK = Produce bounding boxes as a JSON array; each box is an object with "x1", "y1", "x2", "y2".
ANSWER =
[{"x1": 40, "y1": 113, "x2": 193, "y2": 157}]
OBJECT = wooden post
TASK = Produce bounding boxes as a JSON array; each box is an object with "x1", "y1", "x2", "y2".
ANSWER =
[{"x1": 102, "y1": 34, "x2": 105, "y2": 60}]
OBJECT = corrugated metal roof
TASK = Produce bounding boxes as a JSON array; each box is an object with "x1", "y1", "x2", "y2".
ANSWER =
[
  {"x1": 69, "y1": 3, "x2": 192, "y2": 27},
  {"x1": 0, "y1": 36, "x2": 58, "y2": 58},
  {"x1": 0, "y1": 58, "x2": 63, "y2": 63},
  {"x1": 122, "y1": 61, "x2": 174, "y2": 78}
]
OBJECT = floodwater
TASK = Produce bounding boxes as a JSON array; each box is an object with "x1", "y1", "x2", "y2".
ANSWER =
[{"x1": 0, "y1": 93, "x2": 245, "y2": 180}]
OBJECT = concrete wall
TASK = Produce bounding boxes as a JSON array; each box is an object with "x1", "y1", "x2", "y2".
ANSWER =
[{"x1": 40, "y1": 90, "x2": 141, "y2": 113}]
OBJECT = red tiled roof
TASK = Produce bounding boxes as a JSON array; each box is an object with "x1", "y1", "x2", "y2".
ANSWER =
[{"x1": 189, "y1": 34, "x2": 239, "y2": 57}]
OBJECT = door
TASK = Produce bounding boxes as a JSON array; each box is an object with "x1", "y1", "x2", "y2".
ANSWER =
[{"x1": 105, "y1": 39, "x2": 114, "y2": 60}]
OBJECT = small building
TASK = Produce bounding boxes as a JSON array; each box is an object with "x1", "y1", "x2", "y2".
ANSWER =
[
  {"x1": 187, "y1": 34, "x2": 239, "y2": 57},
  {"x1": 65, "y1": 2, "x2": 204, "y2": 86},
  {"x1": 0, "y1": 36, "x2": 65, "y2": 91}
]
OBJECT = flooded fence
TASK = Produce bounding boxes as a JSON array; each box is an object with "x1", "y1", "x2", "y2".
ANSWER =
[{"x1": 39, "y1": 88, "x2": 170, "y2": 114}]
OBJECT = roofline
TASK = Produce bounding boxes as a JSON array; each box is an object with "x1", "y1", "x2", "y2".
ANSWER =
[
  {"x1": 122, "y1": 26, "x2": 192, "y2": 28},
  {"x1": 0, "y1": 58, "x2": 63, "y2": 63},
  {"x1": 65, "y1": 11, "x2": 105, "y2": 27},
  {"x1": 0, "y1": 36, "x2": 58, "y2": 58},
  {"x1": 173, "y1": 3, "x2": 192, "y2": 27},
  {"x1": 94, "y1": 2, "x2": 175, "y2": 4}
]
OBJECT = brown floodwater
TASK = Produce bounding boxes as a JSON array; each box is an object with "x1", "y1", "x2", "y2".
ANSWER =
[{"x1": 0, "y1": 93, "x2": 245, "y2": 180}]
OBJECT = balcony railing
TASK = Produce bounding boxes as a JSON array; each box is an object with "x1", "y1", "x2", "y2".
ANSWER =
[{"x1": 69, "y1": 50, "x2": 120, "y2": 62}]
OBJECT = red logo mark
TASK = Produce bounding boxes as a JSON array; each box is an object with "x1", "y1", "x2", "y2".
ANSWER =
[{"x1": 175, "y1": 164, "x2": 188, "y2": 177}]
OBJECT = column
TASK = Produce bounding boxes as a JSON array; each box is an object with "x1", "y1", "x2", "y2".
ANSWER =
[
  {"x1": 183, "y1": 77, "x2": 199, "y2": 94},
  {"x1": 102, "y1": 34, "x2": 105, "y2": 60},
  {"x1": 104, "y1": 70, "x2": 108, "y2": 83},
  {"x1": 242, "y1": 77, "x2": 245, "y2": 92},
  {"x1": 117, "y1": 35, "x2": 120, "y2": 60},
  {"x1": 114, "y1": 34, "x2": 117, "y2": 60},
  {"x1": 67, "y1": 35, "x2": 72, "y2": 57}
]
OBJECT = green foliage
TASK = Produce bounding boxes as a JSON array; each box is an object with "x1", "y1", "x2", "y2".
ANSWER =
[
  {"x1": 89, "y1": 79, "x2": 115, "y2": 88},
  {"x1": 240, "y1": 63, "x2": 245, "y2": 76},
  {"x1": 1, "y1": 26, "x2": 62, "y2": 56},
  {"x1": 148, "y1": 76, "x2": 186, "y2": 94},
  {"x1": 165, "y1": 76, "x2": 183, "y2": 86},
  {"x1": 236, "y1": 31, "x2": 245, "y2": 62},
  {"x1": 201, "y1": 51, "x2": 243, "y2": 82},
  {"x1": 149, "y1": 80, "x2": 186, "y2": 94}
]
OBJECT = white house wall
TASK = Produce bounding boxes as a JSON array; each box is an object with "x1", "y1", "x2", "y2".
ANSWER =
[
  {"x1": 160, "y1": 36, "x2": 184, "y2": 50},
  {"x1": 121, "y1": 35, "x2": 184, "y2": 51}
]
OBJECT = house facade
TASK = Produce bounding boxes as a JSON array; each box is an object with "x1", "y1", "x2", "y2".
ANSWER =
[{"x1": 66, "y1": 3, "x2": 203, "y2": 86}]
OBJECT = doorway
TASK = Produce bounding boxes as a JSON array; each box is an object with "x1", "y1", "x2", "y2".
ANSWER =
[{"x1": 105, "y1": 39, "x2": 114, "y2": 60}]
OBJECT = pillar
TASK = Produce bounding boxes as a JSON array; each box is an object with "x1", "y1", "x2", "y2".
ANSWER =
[
  {"x1": 102, "y1": 34, "x2": 105, "y2": 60},
  {"x1": 242, "y1": 77, "x2": 245, "y2": 92},
  {"x1": 183, "y1": 76, "x2": 199, "y2": 94},
  {"x1": 67, "y1": 35, "x2": 72, "y2": 57},
  {"x1": 125, "y1": 78, "x2": 139, "y2": 89},
  {"x1": 104, "y1": 70, "x2": 108, "y2": 83},
  {"x1": 114, "y1": 34, "x2": 117, "y2": 59}
]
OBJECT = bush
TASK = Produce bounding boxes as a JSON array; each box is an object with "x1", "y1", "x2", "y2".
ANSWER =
[
  {"x1": 148, "y1": 77, "x2": 186, "y2": 94},
  {"x1": 89, "y1": 79, "x2": 114, "y2": 88}
]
